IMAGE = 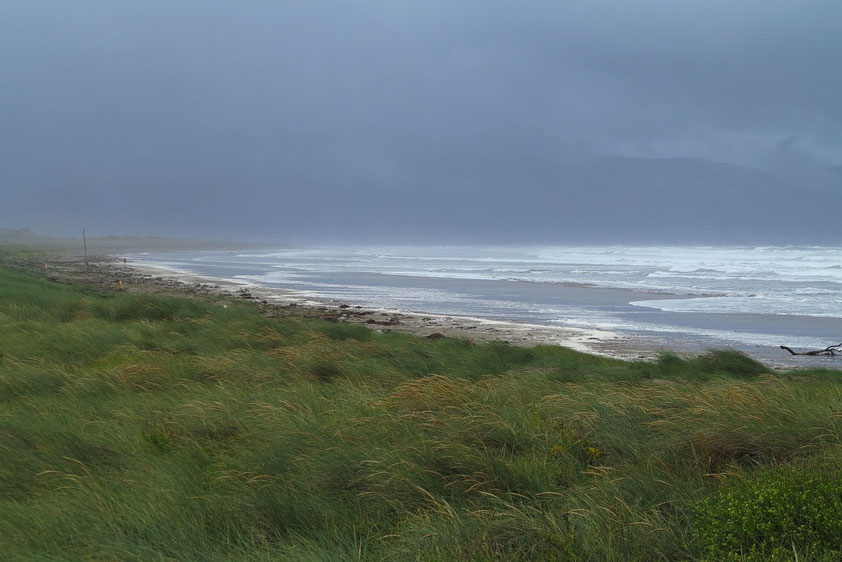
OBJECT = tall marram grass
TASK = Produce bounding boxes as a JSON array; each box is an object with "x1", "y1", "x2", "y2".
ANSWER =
[{"x1": 2, "y1": 266, "x2": 842, "y2": 560}]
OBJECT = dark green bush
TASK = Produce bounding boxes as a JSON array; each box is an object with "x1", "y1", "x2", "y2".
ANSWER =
[
  {"x1": 100, "y1": 293, "x2": 207, "y2": 321},
  {"x1": 650, "y1": 349, "x2": 770, "y2": 381},
  {"x1": 317, "y1": 321, "x2": 372, "y2": 341},
  {"x1": 697, "y1": 349, "x2": 769, "y2": 378}
]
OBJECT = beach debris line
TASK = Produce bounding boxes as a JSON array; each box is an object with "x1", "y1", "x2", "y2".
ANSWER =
[{"x1": 780, "y1": 343, "x2": 842, "y2": 357}]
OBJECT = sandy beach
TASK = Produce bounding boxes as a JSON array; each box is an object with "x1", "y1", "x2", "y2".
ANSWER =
[{"x1": 38, "y1": 254, "x2": 658, "y2": 360}]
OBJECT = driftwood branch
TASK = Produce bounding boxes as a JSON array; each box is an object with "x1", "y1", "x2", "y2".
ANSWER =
[{"x1": 780, "y1": 343, "x2": 842, "y2": 356}]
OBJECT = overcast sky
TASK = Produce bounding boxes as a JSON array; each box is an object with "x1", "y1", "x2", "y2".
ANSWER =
[{"x1": 1, "y1": 1, "x2": 840, "y2": 243}]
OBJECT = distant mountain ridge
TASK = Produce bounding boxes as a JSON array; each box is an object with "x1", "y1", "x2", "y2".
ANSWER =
[
  {"x1": 0, "y1": 228, "x2": 66, "y2": 244},
  {"x1": 0, "y1": 229, "x2": 274, "y2": 252},
  {"x1": 373, "y1": 155, "x2": 841, "y2": 244}
]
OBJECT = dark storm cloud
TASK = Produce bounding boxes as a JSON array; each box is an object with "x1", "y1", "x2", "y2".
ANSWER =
[{"x1": 1, "y1": 1, "x2": 840, "y2": 242}]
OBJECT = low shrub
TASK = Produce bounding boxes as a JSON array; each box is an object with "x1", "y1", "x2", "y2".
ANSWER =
[{"x1": 694, "y1": 460, "x2": 842, "y2": 560}]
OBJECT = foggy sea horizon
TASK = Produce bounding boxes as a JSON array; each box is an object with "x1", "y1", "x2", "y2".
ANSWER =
[{"x1": 132, "y1": 244, "x2": 842, "y2": 360}]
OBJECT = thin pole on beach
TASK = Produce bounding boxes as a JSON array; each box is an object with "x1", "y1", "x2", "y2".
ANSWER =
[{"x1": 82, "y1": 228, "x2": 89, "y2": 271}]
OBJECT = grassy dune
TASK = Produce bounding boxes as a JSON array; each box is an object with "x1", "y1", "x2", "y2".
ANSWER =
[{"x1": 2, "y1": 265, "x2": 842, "y2": 560}]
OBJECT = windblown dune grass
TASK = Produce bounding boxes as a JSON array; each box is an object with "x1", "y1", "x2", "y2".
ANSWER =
[{"x1": 2, "y1": 266, "x2": 842, "y2": 560}]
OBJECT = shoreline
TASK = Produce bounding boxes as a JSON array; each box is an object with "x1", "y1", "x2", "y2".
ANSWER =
[
  {"x1": 107, "y1": 258, "x2": 655, "y2": 360},
  {"x1": 39, "y1": 253, "x2": 840, "y2": 368}
]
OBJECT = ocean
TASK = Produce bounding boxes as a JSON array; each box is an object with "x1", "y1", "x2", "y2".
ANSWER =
[{"x1": 133, "y1": 245, "x2": 842, "y2": 359}]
